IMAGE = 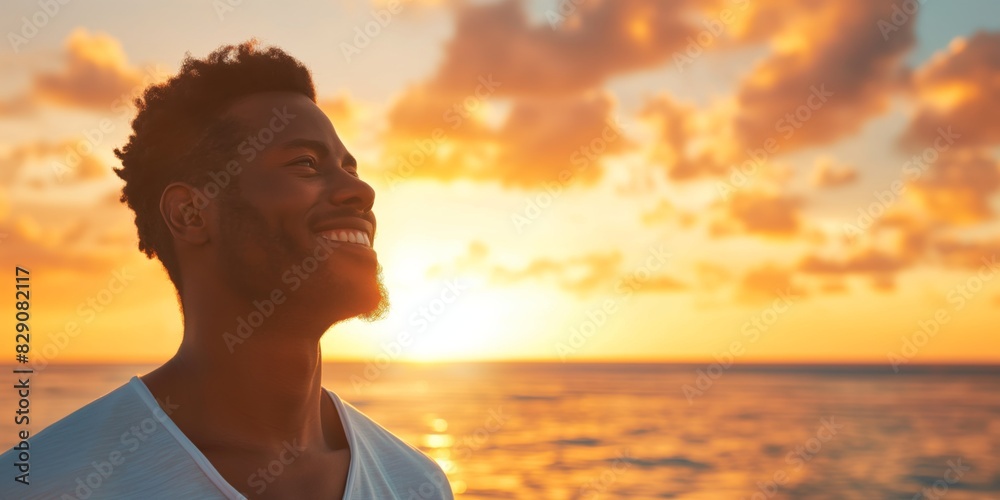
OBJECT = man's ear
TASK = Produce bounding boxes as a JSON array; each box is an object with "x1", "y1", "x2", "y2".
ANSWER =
[{"x1": 160, "y1": 183, "x2": 211, "y2": 246}]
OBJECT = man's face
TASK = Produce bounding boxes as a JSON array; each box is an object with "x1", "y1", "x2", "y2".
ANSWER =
[{"x1": 210, "y1": 91, "x2": 387, "y2": 324}]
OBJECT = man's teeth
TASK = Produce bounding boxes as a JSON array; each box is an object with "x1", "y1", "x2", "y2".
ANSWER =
[{"x1": 320, "y1": 229, "x2": 371, "y2": 247}]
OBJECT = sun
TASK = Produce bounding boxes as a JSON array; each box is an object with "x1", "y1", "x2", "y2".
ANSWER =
[{"x1": 404, "y1": 294, "x2": 508, "y2": 362}]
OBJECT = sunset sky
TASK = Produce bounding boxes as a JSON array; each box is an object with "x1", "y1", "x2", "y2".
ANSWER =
[{"x1": 2, "y1": 0, "x2": 1000, "y2": 364}]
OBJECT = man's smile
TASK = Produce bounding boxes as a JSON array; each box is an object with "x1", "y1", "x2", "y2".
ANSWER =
[
  {"x1": 318, "y1": 228, "x2": 371, "y2": 247},
  {"x1": 312, "y1": 217, "x2": 375, "y2": 248}
]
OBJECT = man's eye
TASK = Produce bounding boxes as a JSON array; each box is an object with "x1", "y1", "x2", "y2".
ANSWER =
[{"x1": 288, "y1": 157, "x2": 319, "y2": 171}]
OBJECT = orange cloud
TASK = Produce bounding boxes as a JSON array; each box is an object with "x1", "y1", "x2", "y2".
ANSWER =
[
  {"x1": 902, "y1": 32, "x2": 1000, "y2": 150},
  {"x1": 0, "y1": 215, "x2": 121, "y2": 274},
  {"x1": 0, "y1": 140, "x2": 110, "y2": 185},
  {"x1": 798, "y1": 249, "x2": 910, "y2": 290},
  {"x1": 490, "y1": 251, "x2": 623, "y2": 295},
  {"x1": 429, "y1": 0, "x2": 702, "y2": 97},
  {"x1": 492, "y1": 93, "x2": 626, "y2": 186},
  {"x1": 640, "y1": 94, "x2": 726, "y2": 180},
  {"x1": 712, "y1": 190, "x2": 802, "y2": 237},
  {"x1": 318, "y1": 93, "x2": 363, "y2": 144},
  {"x1": 811, "y1": 157, "x2": 858, "y2": 188},
  {"x1": 384, "y1": 89, "x2": 625, "y2": 187},
  {"x1": 930, "y1": 238, "x2": 1000, "y2": 271},
  {"x1": 640, "y1": 199, "x2": 696, "y2": 227},
  {"x1": 430, "y1": 242, "x2": 685, "y2": 295},
  {"x1": 909, "y1": 150, "x2": 1000, "y2": 224},
  {"x1": 381, "y1": 0, "x2": 754, "y2": 187},
  {"x1": 384, "y1": 83, "x2": 493, "y2": 142},
  {"x1": 737, "y1": 264, "x2": 804, "y2": 304},
  {"x1": 31, "y1": 29, "x2": 152, "y2": 111},
  {"x1": 732, "y1": 2, "x2": 913, "y2": 153},
  {"x1": 696, "y1": 261, "x2": 731, "y2": 291},
  {"x1": 799, "y1": 249, "x2": 908, "y2": 274}
]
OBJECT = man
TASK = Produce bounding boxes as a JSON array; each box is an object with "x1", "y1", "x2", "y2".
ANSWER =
[{"x1": 0, "y1": 41, "x2": 453, "y2": 499}]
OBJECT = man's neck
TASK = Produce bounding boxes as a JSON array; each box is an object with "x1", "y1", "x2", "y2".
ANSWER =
[{"x1": 141, "y1": 296, "x2": 348, "y2": 454}]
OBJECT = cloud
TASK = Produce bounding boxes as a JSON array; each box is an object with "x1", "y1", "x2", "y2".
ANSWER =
[
  {"x1": 696, "y1": 261, "x2": 731, "y2": 291},
  {"x1": 737, "y1": 264, "x2": 804, "y2": 304},
  {"x1": 902, "y1": 32, "x2": 1000, "y2": 150},
  {"x1": 798, "y1": 248, "x2": 910, "y2": 290},
  {"x1": 429, "y1": 0, "x2": 703, "y2": 97},
  {"x1": 908, "y1": 149, "x2": 1000, "y2": 224},
  {"x1": 318, "y1": 93, "x2": 364, "y2": 144},
  {"x1": 492, "y1": 93, "x2": 626, "y2": 186},
  {"x1": 0, "y1": 29, "x2": 165, "y2": 117},
  {"x1": 384, "y1": 89, "x2": 626, "y2": 187},
  {"x1": 732, "y1": 2, "x2": 913, "y2": 153},
  {"x1": 712, "y1": 190, "x2": 802, "y2": 237},
  {"x1": 430, "y1": 241, "x2": 686, "y2": 295},
  {"x1": 799, "y1": 249, "x2": 909, "y2": 274},
  {"x1": 380, "y1": 0, "x2": 742, "y2": 187},
  {"x1": 640, "y1": 199, "x2": 696, "y2": 227},
  {"x1": 929, "y1": 238, "x2": 1000, "y2": 270},
  {"x1": 811, "y1": 157, "x2": 857, "y2": 188},
  {"x1": 0, "y1": 215, "x2": 120, "y2": 274},
  {"x1": 0, "y1": 140, "x2": 110, "y2": 185},
  {"x1": 493, "y1": 251, "x2": 688, "y2": 295},
  {"x1": 490, "y1": 251, "x2": 623, "y2": 294},
  {"x1": 640, "y1": 94, "x2": 727, "y2": 180},
  {"x1": 30, "y1": 29, "x2": 152, "y2": 111}
]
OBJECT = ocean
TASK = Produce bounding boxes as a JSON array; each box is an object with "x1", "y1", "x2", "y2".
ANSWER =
[{"x1": 1, "y1": 362, "x2": 998, "y2": 499}]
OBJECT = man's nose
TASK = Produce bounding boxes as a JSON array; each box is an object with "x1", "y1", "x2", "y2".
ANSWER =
[{"x1": 327, "y1": 171, "x2": 375, "y2": 212}]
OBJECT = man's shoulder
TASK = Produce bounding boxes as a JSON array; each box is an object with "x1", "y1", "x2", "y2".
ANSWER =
[
  {"x1": 334, "y1": 393, "x2": 437, "y2": 465},
  {"x1": 0, "y1": 378, "x2": 229, "y2": 500},
  {"x1": 329, "y1": 391, "x2": 454, "y2": 499},
  {"x1": 4, "y1": 378, "x2": 140, "y2": 456}
]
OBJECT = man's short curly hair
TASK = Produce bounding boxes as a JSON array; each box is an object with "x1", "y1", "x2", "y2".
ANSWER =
[{"x1": 114, "y1": 40, "x2": 316, "y2": 292}]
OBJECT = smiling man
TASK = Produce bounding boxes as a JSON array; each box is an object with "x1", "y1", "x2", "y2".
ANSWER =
[{"x1": 0, "y1": 41, "x2": 453, "y2": 499}]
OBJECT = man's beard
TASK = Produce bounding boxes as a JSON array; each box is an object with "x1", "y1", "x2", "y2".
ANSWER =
[
  {"x1": 216, "y1": 192, "x2": 390, "y2": 323},
  {"x1": 358, "y1": 266, "x2": 390, "y2": 322}
]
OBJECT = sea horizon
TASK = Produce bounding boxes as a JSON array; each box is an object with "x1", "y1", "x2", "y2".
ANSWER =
[{"x1": 3, "y1": 362, "x2": 998, "y2": 498}]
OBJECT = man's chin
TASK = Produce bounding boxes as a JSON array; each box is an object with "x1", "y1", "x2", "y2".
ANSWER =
[
  {"x1": 325, "y1": 272, "x2": 389, "y2": 323},
  {"x1": 356, "y1": 279, "x2": 390, "y2": 322}
]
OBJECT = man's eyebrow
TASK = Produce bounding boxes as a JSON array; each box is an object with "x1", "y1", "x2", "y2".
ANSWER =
[
  {"x1": 277, "y1": 139, "x2": 356, "y2": 167},
  {"x1": 277, "y1": 138, "x2": 330, "y2": 156}
]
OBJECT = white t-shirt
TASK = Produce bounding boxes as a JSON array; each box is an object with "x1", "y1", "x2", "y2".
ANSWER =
[{"x1": 0, "y1": 376, "x2": 454, "y2": 499}]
